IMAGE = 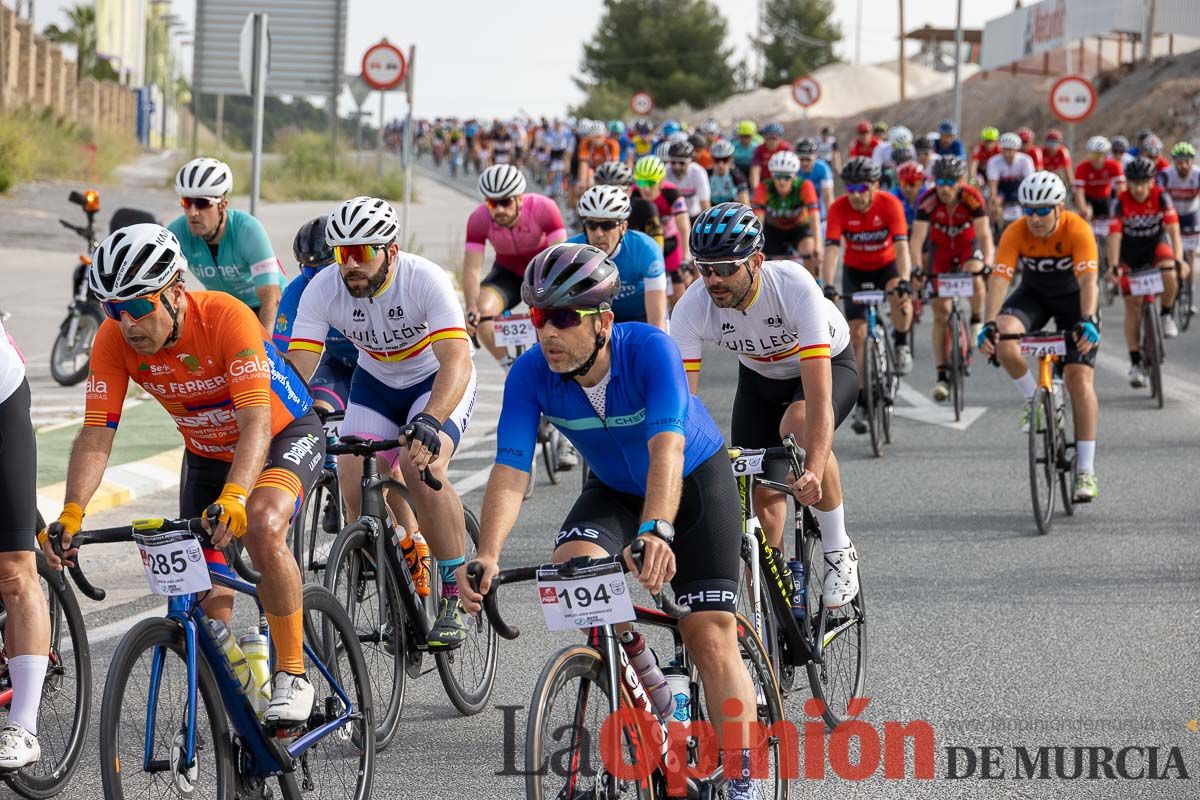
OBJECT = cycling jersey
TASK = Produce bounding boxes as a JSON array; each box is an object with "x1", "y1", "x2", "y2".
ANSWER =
[
  {"x1": 1074, "y1": 158, "x2": 1125, "y2": 202},
  {"x1": 752, "y1": 179, "x2": 819, "y2": 230},
  {"x1": 694, "y1": 147, "x2": 714, "y2": 171},
  {"x1": 849, "y1": 137, "x2": 880, "y2": 158},
  {"x1": 632, "y1": 184, "x2": 688, "y2": 271},
  {"x1": 289, "y1": 251, "x2": 470, "y2": 390},
  {"x1": 670, "y1": 261, "x2": 850, "y2": 381},
  {"x1": 797, "y1": 159, "x2": 834, "y2": 196},
  {"x1": 986, "y1": 152, "x2": 1036, "y2": 203},
  {"x1": 617, "y1": 134, "x2": 636, "y2": 164},
  {"x1": 1157, "y1": 165, "x2": 1200, "y2": 216},
  {"x1": 168, "y1": 210, "x2": 282, "y2": 310},
  {"x1": 578, "y1": 137, "x2": 620, "y2": 169},
  {"x1": 0, "y1": 316, "x2": 23, "y2": 405},
  {"x1": 544, "y1": 126, "x2": 575, "y2": 154},
  {"x1": 825, "y1": 191, "x2": 909, "y2": 271},
  {"x1": 1042, "y1": 146, "x2": 1072, "y2": 174},
  {"x1": 934, "y1": 139, "x2": 965, "y2": 158},
  {"x1": 708, "y1": 167, "x2": 749, "y2": 205},
  {"x1": 751, "y1": 141, "x2": 791, "y2": 171},
  {"x1": 272, "y1": 267, "x2": 358, "y2": 368},
  {"x1": 85, "y1": 291, "x2": 312, "y2": 460},
  {"x1": 494, "y1": 323, "x2": 724, "y2": 496},
  {"x1": 1110, "y1": 185, "x2": 1178, "y2": 267},
  {"x1": 567, "y1": 230, "x2": 666, "y2": 322},
  {"x1": 669, "y1": 162, "x2": 712, "y2": 217},
  {"x1": 915, "y1": 185, "x2": 987, "y2": 272},
  {"x1": 631, "y1": 134, "x2": 654, "y2": 158},
  {"x1": 1021, "y1": 145, "x2": 1045, "y2": 170},
  {"x1": 816, "y1": 135, "x2": 839, "y2": 163},
  {"x1": 464, "y1": 193, "x2": 566, "y2": 275},
  {"x1": 970, "y1": 143, "x2": 1001, "y2": 174},
  {"x1": 993, "y1": 211, "x2": 1097, "y2": 297},
  {"x1": 890, "y1": 188, "x2": 924, "y2": 229},
  {"x1": 732, "y1": 136, "x2": 761, "y2": 173}
]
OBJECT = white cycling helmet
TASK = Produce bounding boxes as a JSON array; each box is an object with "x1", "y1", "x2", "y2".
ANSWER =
[
  {"x1": 174, "y1": 157, "x2": 233, "y2": 198},
  {"x1": 710, "y1": 139, "x2": 735, "y2": 159},
  {"x1": 89, "y1": 223, "x2": 187, "y2": 302},
  {"x1": 768, "y1": 150, "x2": 801, "y2": 176},
  {"x1": 653, "y1": 141, "x2": 673, "y2": 160},
  {"x1": 1017, "y1": 171, "x2": 1067, "y2": 208},
  {"x1": 668, "y1": 131, "x2": 690, "y2": 145},
  {"x1": 577, "y1": 185, "x2": 631, "y2": 221},
  {"x1": 999, "y1": 132, "x2": 1022, "y2": 150},
  {"x1": 1087, "y1": 136, "x2": 1111, "y2": 154},
  {"x1": 478, "y1": 164, "x2": 526, "y2": 199},
  {"x1": 325, "y1": 196, "x2": 400, "y2": 246},
  {"x1": 887, "y1": 126, "x2": 913, "y2": 146}
]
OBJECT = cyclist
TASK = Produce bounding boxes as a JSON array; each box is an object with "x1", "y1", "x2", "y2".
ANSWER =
[
  {"x1": 909, "y1": 156, "x2": 994, "y2": 400},
  {"x1": 631, "y1": 118, "x2": 655, "y2": 159},
  {"x1": 690, "y1": 131, "x2": 715, "y2": 171},
  {"x1": 460, "y1": 242, "x2": 766, "y2": 800},
  {"x1": 822, "y1": 157, "x2": 915, "y2": 433},
  {"x1": 1042, "y1": 129, "x2": 1073, "y2": 187},
  {"x1": 748, "y1": 122, "x2": 790, "y2": 190},
  {"x1": 667, "y1": 140, "x2": 712, "y2": 218},
  {"x1": 631, "y1": 155, "x2": 692, "y2": 304},
  {"x1": 891, "y1": 161, "x2": 927, "y2": 230},
  {"x1": 971, "y1": 127, "x2": 1001, "y2": 185},
  {"x1": 1141, "y1": 135, "x2": 1170, "y2": 173},
  {"x1": 542, "y1": 118, "x2": 574, "y2": 197},
  {"x1": 817, "y1": 124, "x2": 842, "y2": 172},
  {"x1": 1017, "y1": 127, "x2": 1044, "y2": 170},
  {"x1": 489, "y1": 120, "x2": 515, "y2": 165},
  {"x1": 1108, "y1": 158, "x2": 1184, "y2": 370},
  {"x1": 1074, "y1": 137, "x2": 1125, "y2": 227},
  {"x1": 1128, "y1": 129, "x2": 1153, "y2": 159},
  {"x1": 914, "y1": 134, "x2": 940, "y2": 175},
  {"x1": 594, "y1": 159, "x2": 634, "y2": 189},
  {"x1": 1111, "y1": 135, "x2": 1134, "y2": 168},
  {"x1": 707, "y1": 139, "x2": 751, "y2": 206},
  {"x1": 54, "y1": 223, "x2": 322, "y2": 722},
  {"x1": 934, "y1": 119, "x2": 965, "y2": 158},
  {"x1": 752, "y1": 150, "x2": 821, "y2": 273},
  {"x1": 576, "y1": 120, "x2": 620, "y2": 198},
  {"x1": 987, "y1": 133, "x2": 1037, "y2": 230},
  {"x1": 569, "y1": 185, "x2": 668, "y2": 329},
  {"x1": 287, "y1": 197, "x2": 476, "y2": 648},
  {"x1": 671, "y1": 203, "x2": 860, "y2": 606},
  {"x1": 610, "y1": 119, "x2": 634, "y2": 165},
  {"x1": 1159, "y1": 141, "x2": 1199, "y2": 313},
  {"x1": 872, "y1": 125, "x2": 912, "y2": 173},
  {"x1": 168, "y1": 157, "x2": 283, "y2": 332},
  {"x1": 464, "y1": 164, "x2": 567, "y2": 368},
  {"x1": 732, "y1": 119, "x2": 761, "y2": 176},
  {"x1": 849, "y1": 120, "x2": 881, "y2": 159},
  {"x1": 978, "y1": 172, "x2": 1100, "y2": 502},
  {"x1": 795, "y1": 137, "x2": 836, "y2": 214}
]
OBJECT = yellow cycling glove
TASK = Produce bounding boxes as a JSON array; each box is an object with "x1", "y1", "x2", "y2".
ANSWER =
[
  {"x1": 38, "y1": 502, "x2": 84, "y2": 546},
  {"x1": 205, "y1": 482, "x2": 249, "y2": 538}
]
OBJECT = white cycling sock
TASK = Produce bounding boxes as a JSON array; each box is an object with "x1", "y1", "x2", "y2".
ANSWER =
[
  {"x1": 1076, "y1": 440, "x2": 1096, "y2": 474},
  {"x1": 1014, "y1": 372, "x2": 1037, "y2": 400},
  {"x1": 7, "y1": 655, "x2": 48, "y2": 734},
  {"x1": 815, "y1": 503, "x2": 851, "y2": 553}
]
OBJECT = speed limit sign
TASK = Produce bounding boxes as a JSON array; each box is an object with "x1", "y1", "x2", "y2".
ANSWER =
[
  {"x1": 790, "y1": 76, "x2": 821, "y2": 108},
  {"x1": 630, "y1": 91, "x2": 654, "y2": 115},
  {"x1": 1048, "y1": 75, "x2": 1096, "y2": 123}
]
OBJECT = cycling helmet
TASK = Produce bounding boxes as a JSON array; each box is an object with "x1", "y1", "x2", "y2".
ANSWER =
[
  {"x1": 736, "y1": 120, "x2": 757, "y2": 137},
  {"x1": 856, "y1": 120, "x2": 872, "y2": 134},
  {"x1": 701, "y1": 118, "x2": 722, "y2": 136},
  {"x1": 634, "y1": 118, "x2": 652, "y2": 134},
  {"x1": 653, "y1": 141, "x2": 673, "y2": 160},
  {"x1": 767, "y1": 150, "x2": 801, "y2": 176},
  {"x1": 522, "y1": 243, "x2": 620, "y2": 310},
  {"x1": 980, "y1": 127, "x2": 1000, "y2": 142},
  {"x1": 872, "y1": 121, "x2": 889, "y2": 134},
  {"x1": 890, "y1": 147, "x2": 914, "y2": 165},
  {"x1": 588, "y1": 119, "x2": 609, "y2": 137},
  {"x1": 932, "y1": 156, "x2": 967, "y2": 180},
  {"x1": 999, "y1": 132, "x2": 1022, "y2": 150},
  {"x1": 915, "y1": 134, "x2": 935, "y2": 152},
  {"x1": 478, "y1": 163, "x2": 527, "y2": 199},
  {"x1": 89, "y1": 223, "x2": 187, "y2": 301},
  {"x1": 841, "y1": 156, "x2": 881, "y2": 184},
  {"x1": 937, "y1": 119, "x2": 958, "y2": 136},
  {"x1": 1045, "y1": 129, "x2": 1064, "y2": 143},
  {"x1": 662, "y1": 120, "x2": 681, "y2": 136},
  {"x1": 594, "y1": 160, "x2": 634, "y2": 187},
  {"x1": 634, "y1": 155, "x2": 667, "y2": 184},
  {"x1": 710, "y1": 139, "x2": 735, "y2": 159},
  {"x1": 887, "y1": 125, "x2": 913, "y2": 146},
  {"x1": 668, "y1": 141, "x2": 695, "y2": 160},
  {"x1": 667, "y1": 131, "x2": 690, "y2": 145},
  {"x1": 688, "y1": 132, "x2": 708, "y2": 149},
  {"x1": 689, "y1": 202, "x2": 764, "y2": 260},
  {"x1": 1143, "y1": 135, "x2": 1164, "y2": 156},
  {"x1": 174, "y1": 157, "x2": 232, "y2": 198},
  {"x1": 1017, "y1": 127, "x2": 1035, "y2": 144},
  {"x1": 608, "y1": 119, "x2": 625, "y2": 135},
  {"x1": 1124, "y1": 157, "x2": 1158, "y2": 181},
  {"x1": 293, "y1": 215, "x2": 334, "y2": 268},
  {"x1": 1086, "y1": 136, "x2": 1111, "y2": 154},
  {"x1": 577, "y1": 185, "x2": 631, "y2": 221},
  {"x1": 762, "y1": 122, "x2": 785, "y2": 137},
  {"x1": 325, "y1": 196, "x2": 400, "y2": 246},
  {"x1": 1017, "y1": 171, "x2": 1067, "y2": 207},
  {"x1": 794, "y1": 137, "x2": 818, "y2": 156},
  {"x1": 1136, "y1": 129, "x2": 1154, "y2": 143},
  {"x1": 897, "y1": 162, "x2": 925, "y2": 184},
  {"x1": 1111, "y1": 135, "x2": 1130, "y2": 152},
  {"x1": 1171, "y1": 141, "x2": 1196, "y2": 159}
]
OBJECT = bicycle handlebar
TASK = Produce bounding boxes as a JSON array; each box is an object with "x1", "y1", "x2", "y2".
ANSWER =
[{"x1": 325, "y1": 432, "x2": 443, "y2": 491}]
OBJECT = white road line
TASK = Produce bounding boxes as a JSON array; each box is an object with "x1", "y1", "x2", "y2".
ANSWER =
[{"x1": 894, "y1": 382, "x2": 987, "y2": 430}]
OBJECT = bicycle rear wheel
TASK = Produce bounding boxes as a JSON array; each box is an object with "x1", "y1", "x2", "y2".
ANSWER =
[
  {"x1": 1175, "y1": 266, "x2": 1193, "y2": 331},
  {"x1": 1028, "y1": 387, "x2": 1057, "y2": 535},
  {"x1": 291, "y1": 471, "x2": 342, "y2": 584},
  {"x1": 1141, "y1": 304, "x2": 1164, "y2": 409},
  {"x1": 434, "y1": 508, "x2": 498, "y2": 715},
  {"x1": 864, "y1": 336, "x2": 883, "y2": 457},
  {"x1": 541, "y1": 420, "x2": 561, "y2": 486},
  {"x1": 948, "y1": 313, "x2": 964, "y2": 422},
  {"x1": 802, "y1": 524, "x2": 866, "y2": 730}
]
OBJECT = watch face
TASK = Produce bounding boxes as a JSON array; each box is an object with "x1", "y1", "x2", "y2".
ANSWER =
[{"x1": 653, "y1": 520, "x2": 674, "y2": 543}]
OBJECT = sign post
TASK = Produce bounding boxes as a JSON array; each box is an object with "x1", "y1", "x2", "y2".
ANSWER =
[
  {"x1": 1049, "y1": 74, "x2": 1096, "y2": 158},
  {"x1": 362, "y1": 38, "x2": 407, "y2": 177},
  {"x1": 790, "y1": 75, "x2": 821, "y2": 132},
  {"x1": 630, "y1": 91, "x2": 654, "y2": 116},
  {"x1": 402, "y1": 45, "x2": 415, "y2": 244},
  {"x1": 238, "y1": 13, "x2": 270, "y2": 216},
  {"x1": 347, "y1": 74, "x2": 372, "y2": 156}
]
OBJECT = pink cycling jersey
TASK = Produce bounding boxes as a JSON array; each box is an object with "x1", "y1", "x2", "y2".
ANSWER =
[{"x1": 464, "y1": 193, "x2": 566, "y2": 275}]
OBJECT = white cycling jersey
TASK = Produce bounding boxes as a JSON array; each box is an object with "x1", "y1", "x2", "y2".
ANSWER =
[
  {"x1": 670, "y1": 261, "x2": 851, "y2": 381},
  {"x1": 985, "y1": 152, "x2": 1036, "y2": 188},
  {"x1": 290, "y1": 252, "x2": 471, "y2": 389},
  {"x1": 0, "y1": 317, "x2": 25, "y2": 404},
  {"x1": 1158, "y1": 165, "x2": 1200, "y2": 216}
]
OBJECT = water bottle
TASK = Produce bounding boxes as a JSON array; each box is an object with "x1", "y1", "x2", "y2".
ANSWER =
[
  {"x1": 208, "y1": 619, "x2": 253, "y2": 699},
  {"x1": 1051, "y1": 378, "x2": 1066, "y2": 424},
  {"x1": 239, "y1": 622, "x2": 272, "y2": 717},
  {"x1": 787, "y1": 559, "x2": 807, "y2": 622},
  {"x1": 393, "y1": 525, "x2": 431, "y2": 597},
  {"x1": 619, "y1": 630, "x2": 675, "y2": 721},
  {"x1": 662, "y1": 666, "x2": 691, "y2": 723}
]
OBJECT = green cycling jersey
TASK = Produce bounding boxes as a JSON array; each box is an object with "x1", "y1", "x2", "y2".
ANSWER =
[{"x1": 168, "y1": 209, "x2": 282, "y2": 309}]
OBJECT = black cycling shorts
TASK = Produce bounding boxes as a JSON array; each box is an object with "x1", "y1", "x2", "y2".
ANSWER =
[
  {"x1": 481, "y1": 264, "x2": 524, "y2": 312},
  {"x1": 842, "y1": 261, "x2": 900, "y2": 322},
  {"x1": 763, "y1": 223, "x2": 813, "y2": 257},
  {"x1": 730, "y1": 347, "x2": 859, "y2": 453},
  {"x1": 0, "y1": 380, "x2": 37, "y2": 552},
  {"x1": 1086, "y1": 197, "x2": 1111, "y2": 224},
  {"x1": 310, "y1": 356, "x2": 355, "y2": 412},
  {"x1": 999, "y1": 285, "x2": 1096, "y2": 368},
  {"x1": 554, "y1": 450, "x2": 741, "y2": 614}
]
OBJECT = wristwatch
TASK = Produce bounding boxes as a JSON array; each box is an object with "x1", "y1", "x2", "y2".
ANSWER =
[{"x1": 637, "y1": 519, "x2": 675, "y2": 546}]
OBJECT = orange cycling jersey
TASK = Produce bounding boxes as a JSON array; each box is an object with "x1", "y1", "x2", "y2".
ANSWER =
[
  {"x1": 85, "y1": 291, "x2": 312, "y2": 461},
  {"x1": 578, "y1": 137, "x2": 620, "y2": 169},
  {"x1": 993, "y1": 211, "x2": 1098, "y2": 297}
]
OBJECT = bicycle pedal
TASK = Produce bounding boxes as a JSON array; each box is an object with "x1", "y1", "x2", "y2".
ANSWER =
[{"x1": 268, "y1": 723, "x2": 308, "y2": 739}]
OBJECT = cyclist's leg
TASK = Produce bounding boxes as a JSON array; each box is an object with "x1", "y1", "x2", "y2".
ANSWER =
[
  {"x1": 1155, "y1": 245, "x2": 1179, "y2": 318},
  {"x1": 931, "y1": 296, "x2": 952, "y2": 378},
  {"x1": 881, "y1": 261, "x2": 913, "y2": 341},
  {"x1": 181, "y1": 452, "x2": 237, "y2": 623},
  {"x1": 842, "y1": 266, "x2": 872, "y2": 387},
  {"x1": 476, "y1": 267, "x2": 522, "y2": 363},
  {"x1": 1055, "y1": 296, "x2": 1099, "y2": 484},
  {"x1": 995, "y1": 286, "x2": 1043, "y2": 392},
  {"x1": 339, "y1": 371, "x2": 419, "y2": 534},
  {"x1": 729, "y1": 363, "x2": 791, "y2": 548},
  {"x1": 1117, "y1": 264, "x2": 1143, "y2": 356},
  {"x1": 308, "y1": 357, "x2": 352, "y2": 415}
]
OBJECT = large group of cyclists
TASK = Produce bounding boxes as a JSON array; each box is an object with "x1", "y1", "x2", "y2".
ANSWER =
[{"x1": 0, "y1": 106, "x2": 1192, "y2": 799}]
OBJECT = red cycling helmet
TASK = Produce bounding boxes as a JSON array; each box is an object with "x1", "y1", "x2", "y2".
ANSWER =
[
  {"x1": 856, "y1": 120, "x2": 872, "y2": 134},
  {"x1": 897, "y1": 162, "x2": 926, "y2": 185},
  {"x1": 1045, "y1": 129, "x2": 1064, "y2": 143},
  {"x1": 1017, "y1": 127, "x2": 1035, "y2": 144}
]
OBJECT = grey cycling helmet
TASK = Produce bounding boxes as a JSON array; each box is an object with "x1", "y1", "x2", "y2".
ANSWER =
[
  {"x1": 710, "y1": 139, "x2": 735, "y2": 159},
  {"x1": 522, "y1": 243, "x2": 621, "y2": 309},
  {"x1": 841, "y1": 156, "x2": 881, "y2": 184},
  {"x1": 594, "y1": 160, "x2": 633, "y2": 187}
]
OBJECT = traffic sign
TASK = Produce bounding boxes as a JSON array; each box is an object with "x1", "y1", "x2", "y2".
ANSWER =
[
  {"x1": 630, "y1": 91, "x2": 654, "y2": 115},
  {"x1": 1049, "y1": 75, "x2": 1096, "y2": 123},
  {"x1": 362, "y1": 39, "x2": 407, "y2": 91},
  {"x1": 347, "y1": 74, "x2": 372, "y2": 107},
  {"x1": 790, "y1": 75, "x2": 821, "y2": 108}
]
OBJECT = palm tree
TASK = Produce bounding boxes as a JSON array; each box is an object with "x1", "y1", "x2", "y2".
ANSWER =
[{"x1": 43, "y1": 4, "x2": 116, "y2": 83}]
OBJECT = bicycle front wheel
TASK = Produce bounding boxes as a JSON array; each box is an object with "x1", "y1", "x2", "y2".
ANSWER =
[
  {"x1": 1141, "y1": 304, "x2": 1164, "y2": 409},
  {"x1": 802, "y1": 528, "x2": 866, "y2": 730},
  {"x1": 541, "y1": 420, "x2": 561, "y2": 485},
  {"x1": 1028, "y1": 386, "x2": 1057, "y2": 535},
  {"x1": 949, "y1": 314, "x2": 966, "y2": 421},
  {"x1": 864, "y1": 336, "x2": 883, "y2": 457},
  {"x1": 291, "y1": 471, "x2": 342, "y2": 584}
]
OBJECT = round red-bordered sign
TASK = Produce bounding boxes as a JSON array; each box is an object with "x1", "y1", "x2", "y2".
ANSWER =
[
  {"x1": 790, "y1": 76, "x2": 821, "y2": 108},
  {"x1": 362, "y1": 39, "x2": 407, "y2": 91},
  {"x1": 1048, "y1": 75, "x2": 1096, "y2": 123},
  {"x1": 630, "y1": 91, "x2": 654, "y2": 115}
]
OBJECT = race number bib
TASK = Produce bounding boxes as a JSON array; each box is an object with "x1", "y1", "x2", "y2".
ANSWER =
[
  {"x1": 493, "y1": 314, "x2": 537, "y2": 347},
  {"x1": 730, "y1": 450, "x2": 765, "y2": 476},
  {"x1": 323, "y1": 417, "x2": 341, "y2": 442},
  {"x1": 1019, "y1": 335, "x2": 1067, "y2": 357},
  {"x1": 135, "y1": 530, "x2": 212, "y2": 597},
  {"x1": 1128, "y1": 270, "x2": 1164, "y2": 297},
  {"x1": 851, "y1": 290, "x2": 885, "y2": 306},
  {"x1": 936, "y1": 274, "x2": 974, "y2": 298},
  {"x1": 537, "y1": 561, "x2": 635, "y2": 632},
  {"x1": 1002, "y1": 204, "x2": 1023, "y2": 222}
]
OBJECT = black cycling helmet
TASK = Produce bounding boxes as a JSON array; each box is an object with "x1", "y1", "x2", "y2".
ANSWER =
[
  {"x1": 890, "y1": 147, "x2": 914, "y2": 165},
  {"x1": 794, "y1": 137, "x2": 818, "y2": 156},
  {"x1": 667, "y1": 140, "x2": 694, "y2": 160},
  {"x1": 1125, "y1": 157, "x2": 1158, "y2": 181},
  {"x1": 688, "y1": 132, "x2": 708, "y2": 149},
  {"x1": 689, "y1": 202, "x2": 764, "y2": 260},
  {"x1": 914, "y1": 134, "x2": 935, "y2": 152},
  {"x1": 932, "y1": 156, "x2": 967, "y2": 180},
  {"x1": 293, "y1": 215, "x2": 334, "y2": 267},
  {"x1": 841, "y1": 156, "x2": 881, "y2": 184}
]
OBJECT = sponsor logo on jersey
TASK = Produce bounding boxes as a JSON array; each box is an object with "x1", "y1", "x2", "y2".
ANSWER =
[
  {"x1": 235, "y1": 347, "x2": 257, "y2": 358},
  {"x1": 1017, "y1": 255, "x2": 1075, "y2": 273},
  {"x1": 765, "y1": 314, "x2": 783, "y2": 328},
  {"x1": 228, "y1": 357, "x2": 271, "y2": 378},
  {"x1": 352, "y1": 308, "x2": 366, "y2": 322},
  {"x1": 177, "y1": 353, "x2": 203, "y2": 373},
  {"x1": 281, "y1": 433, "x2": 321, "y2": 466},
  {"x1": 85, "y1": 375, "x2": 107, "y2": 399},
  {"x1": 386, "y1": 305, "x2": 405, "y2": 319}
]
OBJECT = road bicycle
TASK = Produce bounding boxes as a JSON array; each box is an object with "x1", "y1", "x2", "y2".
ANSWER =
[
  {"x1": 932, "y1": 267, "x2": 987, "y2": 421},
  {"x1": 1174, "y1": 253, "x2": 1194, "y2": 332},
  {"x1": 1091, "y1": 217, "x2": 1120, "y2": 310},
  {"x1": 728, "y1": 436, "x2": 866, "y2": 729},
  {"x1": 1124, "y1": 267, "x2": 1167, "y2": 409},
  {"x1": 849, "y1": 287, "x2": 901, "y2": 457},
  {"x1": 290, "y1": 409, "x2": 346, "y2": 585},
  {"x1": 50, "y1": 508, "x2": 374, "y2": 799},
  {"x1": 322, "y1": 434, "x2": 497, "y2": 750},
  {"x1": 470, "y1": 540, "x2": 790, "y2": 799}
]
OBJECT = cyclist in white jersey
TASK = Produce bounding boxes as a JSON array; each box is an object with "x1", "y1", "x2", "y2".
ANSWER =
[
  {"x1": 287, "y1": 197, "x2": 477, "y2": 649},
  {"x1": 1160, "y1": 142, "x2": 1199, "y2": 298},
  {"x1": 670, "y1": 203, "x2": 861, "y2": 607}
]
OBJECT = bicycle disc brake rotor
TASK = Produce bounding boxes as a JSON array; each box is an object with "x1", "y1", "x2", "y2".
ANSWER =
[{"x1": 170, "y1": 724, "x2": 200, "y2": 796}]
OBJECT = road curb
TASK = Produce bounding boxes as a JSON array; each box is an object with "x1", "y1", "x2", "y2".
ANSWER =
[{"x1": 37, "y1": 447, "x2": 183, "y2": 522}]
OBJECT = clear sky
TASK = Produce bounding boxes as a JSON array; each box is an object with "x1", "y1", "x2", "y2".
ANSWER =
[{"x1": 38, "y1": 0, "x2": 995, "y2": 120}]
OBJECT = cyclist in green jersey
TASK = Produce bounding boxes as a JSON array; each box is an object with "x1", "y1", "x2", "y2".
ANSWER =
[{"x1": 168, "y1": 157, "x2": 283, "y2": 331}]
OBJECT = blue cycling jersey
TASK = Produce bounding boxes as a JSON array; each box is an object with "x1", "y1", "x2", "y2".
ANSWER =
[
  {"x1": 933, "y1": 139, "x2": 965, "y2": 158},
  {"x1": 567, "y1": 231, "x2": 665, "y2": 323},
  {"x1": 797, "y1": 159, "x2": 834, "y2": 213},
  {"x1": 494, "y1": 323, "x2": 725, "y2": 496},
  {"x1": 272, "y1": 267, "x2": 358, "y2": 368},
  {"x1": 890, "y1": 187, "x2": 920, "y2": 229}
]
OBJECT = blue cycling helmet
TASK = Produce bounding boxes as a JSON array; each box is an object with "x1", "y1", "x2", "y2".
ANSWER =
[
  {"x1": 662, "y1": 120, "x2": 681, "y2": 136},
  {"x1": 690, "y1": 203, "x2": 764, "y2": 260},
  {"x1": 937, "y1": 119, "x2": 957, "y2": 136},
  {"x1": 608, "y1": 119, "x2": 625, "y2": 135},
  {"x1": 762, "y1": 122, "x2": 785, "y2": 137}
]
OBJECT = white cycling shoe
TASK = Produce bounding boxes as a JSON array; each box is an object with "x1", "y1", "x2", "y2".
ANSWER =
[
  {"x1": 263, "y1": 672, "x2": 314, "y2": 725},
  {"x1": 822, "y1": 544, "x2": 860, "y2": 609},
  {"x1": 0, "y1": 723, "x2": 39, "y2": 770},
  {"x1": 1161, "y1": 313, "x2": 1179, "y2": 339},
  {"x1": 556, "y1": 438, "x2": 578, "y2": 470}
]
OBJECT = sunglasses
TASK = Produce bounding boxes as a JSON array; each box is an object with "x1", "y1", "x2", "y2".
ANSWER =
[
  {"x1": 695, "y1": 257, "x2": 748, "y2": 278},
  {"x1": 845, "y1": 183, "x2": 871, "y2": 194},
  {"x1": 635, "y1": 179, "x2": 659, "y2": 189},
  {"x1": 771, "y1": 173, "x2": 795, "y2": 180},
  {"x1": 1022, "y1": 206, "x2": 1056, "y2": 217},
  {"x1": 669, "y1": 160, "x2": 690, "y2": 167},
  {"x1": 180, "y1": 197, "x2": 217, "y2": 211},
  {"x1": 486, "y1": 197, "x2": 516, "y2": 210},
  {"x1": 332, "y1": 244, "x2": 381, "y2": 265},
  {"x1": 935, "y1": 178, "x2": 959, "y2": 186},
  {"x1": 713, "y1": 157, "x2": 732, "y2": 164},
  {"x1": 529, "y1": 306, "x2": 604, "y2": 329},
  {"x1": 583, "y1": 219, "x2": 622, "y2": 232},
  {"x1": 101, "y1": 286, "x2": 167, "y2": 321}
]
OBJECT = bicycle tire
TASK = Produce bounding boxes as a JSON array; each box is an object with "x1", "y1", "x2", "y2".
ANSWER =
[
  {"x1": 1150, "y1": 306, "x2": 1165, "y2": 410},
  {"x1": 1028, "y1": 387, "x2": 1057, "y2": 535},
  {"x1": 291, "y1": 472, "x2": 341, "y2": 584},
  {"x1": 3, "y1": 558, "x2": 92, "y2": 800},
  {"x1": 802, "y1": 529, "x2": 867, "y2": 730},
  {"x1": 99, "y1": 617, "x2": 234, "y2": 800},
  {"x1": 948, "y1": 313, "x2": 964, "y2": 422},
  {"x1": 1177, "y1": 273, "x2": 1193, "y2": 331},
  {"x1": 434, "y1": 508, "x2": 498, "y2": 715},
  {"x1": 1057, "y1": 389, "x2": 1077, "y2": 518},
  {"x1": 48, "y1": 308, "x2": 100, "y2": 387},
  {"x1": 323, "y1": 521, "x2": 406, "y2": 750},
  {"x1": 881, "y1": 327, "x2": 897, "y2": 444},
  {"x1": 542, "y1": 423, "x2": 561, "y2": 486},
  {"x1": 736, "y1": 545, "x2": 789, "y2": 694},
  {"x1": 864, "y1": 337, "x2": 883, "y2": 458}
]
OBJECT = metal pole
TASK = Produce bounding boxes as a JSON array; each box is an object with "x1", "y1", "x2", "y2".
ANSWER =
[
  {"x1": 249, "y1": 13, "x2": 267, "y2": 216},
  {"x1": 898, "y1": 0, "x2": 906, "y2": 101},
  {"x1": 1143, "y1": 0, "x2": 1156, "y2": 62},
  {"x1": 952, "y1": 0, "x2": 963, "y2": 137},
  {"x1": 215, "y1": 93, "x2": 223, "y2": 149},
  {"x1": 377, "y1": 90, "x2": 386, "y2": 176},
  {"x1": 1065, "y1": 45, "x2": 1075, "y2": 157},
  {"x1": 402, "y1": 45, "x2": 414, "y2": 243}
]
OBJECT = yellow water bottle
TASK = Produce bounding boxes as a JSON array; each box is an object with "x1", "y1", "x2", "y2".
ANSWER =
[
  {"x1": 239, "y1": 625, "x2": 272, "y2": 717},
  {"x1": 208, "y1": 619, "x2": 253, "y2": 700}
]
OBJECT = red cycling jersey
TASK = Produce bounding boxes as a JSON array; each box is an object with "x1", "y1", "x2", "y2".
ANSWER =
[
  {"x1": 915, "y1": 185, "x2": 987, "y2": 272},
  {"x1": 971, "y1": 143, "x2": 1001, "y2": 171},
  {"x1": 1042, "y1": 146, "x2": 1072, "y2": 173},
  {"x1": 1074, "y1": 158, "x2": 1125, "y2": 201},
  {"x1": 1109, "y1": 186, "x2": 1178, "y2": 269},
  {"x1": 849, "y1": 137, "x2": 881, "y2": 158},
  {"x1": 825, "y1": 190, "x2": 909, "y2": 271},
  {"x1": 751, "y1": 141, "x2": 792, "y2": 170},
  {"x1": 1021, "y1": 145, "x2": 1045, "y2": 170}
]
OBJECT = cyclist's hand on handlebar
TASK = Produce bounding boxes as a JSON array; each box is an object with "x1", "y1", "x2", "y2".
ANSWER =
[
  {"x1": 203, "y1": 483, "x2": 248, "y2": 549},
  {"x1": 39, "y1": 503, "x2": 83, "y2": 569},
  {"x1": 458, "y1": 557, "x2": 497, "y2": 616},
  {"x1": 790, "y1": 468, "x2": 823, "y2": 507},
  {"x1": 895, "y1": 278, "x2": 913, "y2": 297},
  {"x1": 977, "y1": 321, "x2": 998, "y2": 357},
  {"x1": 624, "y1": 534, "x2": 675, "y2": 595},
  {"x1": 822, "y1": 284, "x2": 840, "y2": 301},
  {"x1": 1073, "y1": 318, "x2": 1100, "y2": 353},
  {"x1": 407, "y1": 413, "x2": 443, "y2": 470},
  {"x1": 465, "y1": 306, "x2": 480, "y2": 335}
]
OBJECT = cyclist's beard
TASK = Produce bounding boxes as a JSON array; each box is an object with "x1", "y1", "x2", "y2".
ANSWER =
[{"x1": 342, "y1": 253, "x2": 390, "y2": 298}]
